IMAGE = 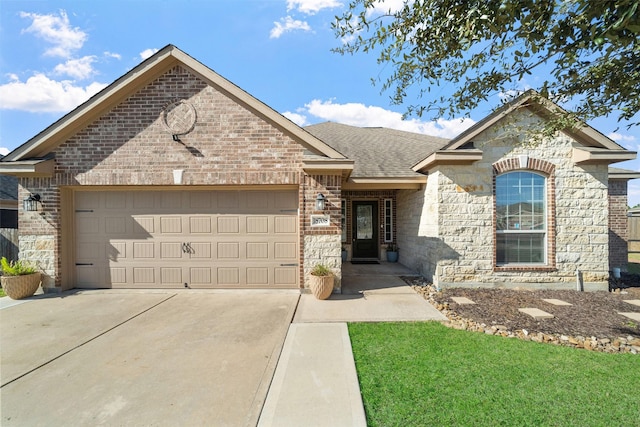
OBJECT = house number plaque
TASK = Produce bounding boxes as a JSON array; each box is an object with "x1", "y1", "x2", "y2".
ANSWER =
[{"x1": 310, "y1": 215, "x2": 330, "y2": 227}]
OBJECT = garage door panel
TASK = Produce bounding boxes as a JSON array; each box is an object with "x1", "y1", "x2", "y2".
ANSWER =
[
  {"x1": 160, "y1": 242, "x2": 183, "y2": 258},
  {"x1": 217, "y1": 268, "x2": 239, "y2": 285},
  {"x1": 133, "y1": 267, "x2": 155, "y2": 283},
  {"x1": 75, "y1": 190, "x2": 298, "y2": 289},
  {"x1": 133, "y1": 242, "x2": 155, "y2": 258},
  {"x1": 110, "y1": 267, "x2": 127, "y2": 284},
  {"x1": 161, "y1": 267, "x2": 182, "y2": 284},
  {"x1": 246, "y1": 216, "x2": 268, "y2": 233},
  {"x1": 218, "y1": 217, "x2": 239, "y2": 233},
  {"x1": 160, "y1": 217, "x2": 182, "y2": 233},
  {"x1": 275, "y1": 267, "x2": 297, "y2": 285},
  {"x1": 189, "y1": 217, "x2": 212, "y2": 233},
  {"x1": 110, "y1": 241, "x2": 127, "y2": 260},
  {"x1": 104, "y1": 192, "x2": 127, "y2": 209},
  {"x1": 274, "y1": 216, "x2": 297, "y2": 233},
  {"x1": 133, "y1": 216, "x2": 155, "y2": 234},
  {"x1": 247, "y1": 268, "x2": 269, "y2": 285},
  {"x1": 274, "y1": 242, "x2": 297, "y2": 259},
  {"x1": 189, "y1": 242, "x2": 211, "y2": 258},
  {"x1": 105, "y1": 217, "x2": 127, "y2": 234}
]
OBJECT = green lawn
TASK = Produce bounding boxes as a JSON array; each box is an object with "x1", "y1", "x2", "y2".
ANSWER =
[{"x1": 349, "y1": 322, "x2": 640, "y2": 426}]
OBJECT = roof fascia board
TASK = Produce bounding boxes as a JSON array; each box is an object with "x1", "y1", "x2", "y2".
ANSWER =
[
  {"x1": 0, "y1": 158, "x2": 55, "y2": 177},
  {"x1": 342, "y1": 177, "x2": 425, "y2": 190},
  {"x1": 4, "y1": 45, "x2": 346, "y2": 162},
  {"x1": 608, "y1": 172, "x2": 640, "y2": 180},
  {"x1": 439, "y1": 91, "x2": 624, "y2": 155},
  {"x1": 4, "y1": 47, "x2": 179, "y2": 161},
  {"x1": 572, "y1": 147, "x2": 636, "y2": 165},
  {"x1": 413, "y1": 150, "x2": 483, "y2": 171}
]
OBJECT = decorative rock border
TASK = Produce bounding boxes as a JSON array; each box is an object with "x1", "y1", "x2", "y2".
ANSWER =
[{"x1": 410, "y1": 282, "x2": 640, "y2": 354}]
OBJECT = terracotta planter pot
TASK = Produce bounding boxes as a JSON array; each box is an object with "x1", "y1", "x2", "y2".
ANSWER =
[
  {"x1": 1, "y1": 273, "x2": 41, "y2": 300},
  {"x1": 309, "y1": 274, "x2": 334, "y2": 300}
]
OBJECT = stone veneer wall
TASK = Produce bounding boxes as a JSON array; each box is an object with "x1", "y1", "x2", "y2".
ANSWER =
[
  {"x1": 302, "y1": 174, "x2": 342, "y2": 291},
  {"x1": 608, "y1": 179, "x2": 629, "y2": 272},
  {"x1": 18, "y1": 65, "x2": 316, "y2": 291},
  {"x1": 400, "y1": 110, "x2": 611, "y2": 290},
  {"x1": 396, "y1": 172, "x2": 440, "y2": 282}
]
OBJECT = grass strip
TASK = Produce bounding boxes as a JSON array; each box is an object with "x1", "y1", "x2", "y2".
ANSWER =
[{"x1": 349, "y1": 322, "x2": 640, "y2": 426}]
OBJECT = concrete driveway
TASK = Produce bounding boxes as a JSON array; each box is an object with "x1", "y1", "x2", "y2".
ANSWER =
[{"x1": 1, "y1": 290, "x2": 299, "y2": 426}]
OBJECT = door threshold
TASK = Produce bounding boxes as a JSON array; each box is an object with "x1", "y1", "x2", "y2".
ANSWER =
[{"x1": 350, "y1": 258, "x2": 380, "y2": 265}]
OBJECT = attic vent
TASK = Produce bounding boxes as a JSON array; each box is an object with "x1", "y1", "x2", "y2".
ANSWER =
[{"x1": 459, "y1": 141, "x2": 475, "y2": 149}]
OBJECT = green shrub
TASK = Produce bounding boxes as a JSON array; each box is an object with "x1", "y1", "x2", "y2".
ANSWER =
[
  {"x1": 1, "y1": 257, "x2": 37, "y2": 276},
  {"x1": 310, "y1": 263, "x2": 332, "y2": 276}
]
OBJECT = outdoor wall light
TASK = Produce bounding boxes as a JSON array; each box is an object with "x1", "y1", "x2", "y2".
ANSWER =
[
  {"x1": 315, "y1": 193, "x2": 326, "y2": 211},
  {"x1": 23, "y1": 193, "x2": 41, "y2": 212}
]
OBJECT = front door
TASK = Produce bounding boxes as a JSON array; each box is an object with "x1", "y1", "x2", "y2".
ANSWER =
[{"x1": 352, "y1": 201, "x2": 378, "y2": 259}]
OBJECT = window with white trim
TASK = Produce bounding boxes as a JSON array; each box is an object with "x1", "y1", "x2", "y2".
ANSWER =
[
  {"x1": 383, "y1": 198, "x2": 393, "y2": 243},
  {"x1": 496, "y1": 172, "x2": 546, "y2": 264}
]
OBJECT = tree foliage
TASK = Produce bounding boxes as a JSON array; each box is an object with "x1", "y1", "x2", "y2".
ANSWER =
[{"x1": 333, "y1": 0, "x2": 640, "y2": 128}]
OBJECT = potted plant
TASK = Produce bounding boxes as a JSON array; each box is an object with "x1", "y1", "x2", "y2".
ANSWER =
[
  {"x1": 308, "y1": 263, "x2": 334, "y2": 300},
  {"x1": 386, "y1": 243, "x2": 399, "y2": 262},
  {"x1": 1, "y1": 257, "x2": 41, "y2": 300}
]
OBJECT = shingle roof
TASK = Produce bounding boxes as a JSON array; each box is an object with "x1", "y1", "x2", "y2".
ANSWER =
[
  {"x1": 304, "y1": 122, "x2": 449, "y2": 178},
  {"x1": 0, "y1": 175, "x2": 18, "y2": 201}
]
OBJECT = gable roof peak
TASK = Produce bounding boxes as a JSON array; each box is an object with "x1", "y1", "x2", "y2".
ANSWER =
[{"x1": 1, "y1": 45, "x2": 345, "y2": 163}]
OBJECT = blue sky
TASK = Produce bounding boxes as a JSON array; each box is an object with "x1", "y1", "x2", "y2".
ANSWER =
[{"x1": 1, "y1": 1, "x2": 639, "y2": 204}]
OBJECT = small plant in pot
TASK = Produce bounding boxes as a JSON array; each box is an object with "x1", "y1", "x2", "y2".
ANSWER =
[
  {"x1": 308, "y1": 263, "x2": 334, "y2": 300},
  {"x1": 386, "y1": 243, "x2": 399, "y2": 263},
  {"x1": 1, "y1": 257, "x2": 41, "y2": 300}
]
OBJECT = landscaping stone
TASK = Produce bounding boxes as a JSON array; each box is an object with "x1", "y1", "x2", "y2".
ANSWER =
[
  {"x1": 451, "y1": 296, "x2": 476, "y2": 305},
  {"x1": 623, "y1": 300, "x2": 640, "y2": 307},
  {"x1": 618, "y1": 312, "x2": 640, "y2": 322},
  {"x1": 542, "y1": 298, "x2": 573, "y2": 306},
  {"x1": 518, "y1": 308, "x2": 555, "y2": 319}
]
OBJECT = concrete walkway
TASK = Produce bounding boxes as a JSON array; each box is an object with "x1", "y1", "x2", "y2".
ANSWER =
[
  {"x1": 2, "y1": 263, "x2": 445, "y2": 426},
  {"x1": 258, "y1": 262, "x2": 446, "y2": 426}
]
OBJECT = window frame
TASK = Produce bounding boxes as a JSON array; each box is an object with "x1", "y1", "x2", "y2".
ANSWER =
[
  {"x1": 383, "y1": 198, "x2": 393, "y2": 243},
  {"x1": 492, "y1": 157, "x2": 556, "y2": 271}
]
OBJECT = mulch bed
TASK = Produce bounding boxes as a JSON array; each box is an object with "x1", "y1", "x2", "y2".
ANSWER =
[{"x1": 405, "y1": 274, "x2": 640, "y2": 352}]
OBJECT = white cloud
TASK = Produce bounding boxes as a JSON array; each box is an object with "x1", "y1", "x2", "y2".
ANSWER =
[
  {"x1": 608, "y1": 132, "x2": 639, "y2": 151},
  {"x1": 270, "y1": 16, "x2": 312, "y2": 39},
  {"x1": 283, "y1": 111, "x2": 309, "y2": 126},
  {"x1": 0, "y1": 147, "x2": 9, "y2": 156},
  {"x1": 20, "y1": 10, "x2": 86, "y2": 58},
  {"x1": 104, "y1": 51, "x2": 122, "y2": 60},
  {"x1": 297, "y1": 99, "x2": 475, "y2": 138},
  {"x1": 140, "y1": 48, "x2": 159, "y2": 60},
  {"x1": 53, "y1": 55, "x2": 97, "y2": 79},
  {"x1": 287, "y1": 0, "x2": 342, "y2": 15},
  {"x1": 367, "y1": 0, "x2": 408, "y2": 16},
  {"x1": 0, "y1": 73, "x2": 107, "y2": 113}
]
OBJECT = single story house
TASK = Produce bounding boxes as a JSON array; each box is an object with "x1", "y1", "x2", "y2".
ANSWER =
[{"x1": 1, "y1": 45, "x2": 638, "y2": 292}]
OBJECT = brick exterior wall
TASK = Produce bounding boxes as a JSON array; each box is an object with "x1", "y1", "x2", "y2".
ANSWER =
[
  {"x1": 398, "y1": 109, "x2": 611, "y2": 290},
  {"x1": 18, "y1": 65, "x2": 341, "y2": 290},
  {"x1": 608, "y1": 179, "x2": 629, "y2": 272}
]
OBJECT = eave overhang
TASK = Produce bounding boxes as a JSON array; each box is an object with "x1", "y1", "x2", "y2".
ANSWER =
[
  {"x1": 0, "y1": 158, "x2": 55, "y2": 177},
  {"x1": 608, "y1": 169, "x2": 640, "y2": 180},
  {"x1": 572, "y1": 147, "x2": 637, "y2": 165},
  {"x1": 342, "y1": 176, "x2": 427, "y2": 190},
  {"x1": 302, "y1": 159, "x2": 354, "y2": 178},
  {"x1": 412, "y1": 149, "x2": 483, "y2": 172}
]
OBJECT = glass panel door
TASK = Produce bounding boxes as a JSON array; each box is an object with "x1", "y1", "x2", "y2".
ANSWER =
[{"x1": 352, "y1": 201, "x2": 378, "y2": 258}]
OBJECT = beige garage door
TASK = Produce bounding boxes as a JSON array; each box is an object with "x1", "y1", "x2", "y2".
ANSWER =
[{"x1": 74, "y1": 190, "x2": 299, "y2": 289}]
